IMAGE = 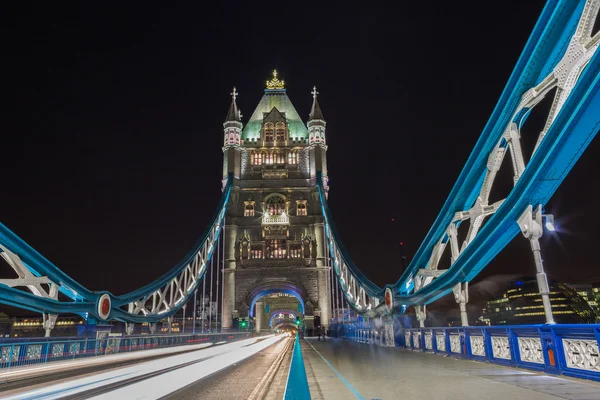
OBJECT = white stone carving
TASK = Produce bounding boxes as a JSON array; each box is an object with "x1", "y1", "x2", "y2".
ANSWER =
[
  {"x1": 491, "y1": 336, "x2": 511, "y2": 360},
  {"x1": 425, "y1": 333, "x2": 433, "y2": 350},
  {"x1": 562, "y1": 338, "x2": 600, "y2": 372},
  {"x1": 436, "y1": 334, "x2": 446, "y2": 352},
  {"x1": 384, "y1": 324, "x2": 395, "y2": 347},
  {"x1": 405, "y1": 331, "x2": 411, "y2": 348},
  {"x1": 470, "y1": 335, "x2": 485, "y2": 356},
  {"x1": 518, "y1": 337, "x2": 544, "y2": 364},
  {"x1": 450, "y1": 335, "x2": 461, "y2": 353},
  {"x1": 413, "y1": 332, "x2": 421, "y2": 349}
]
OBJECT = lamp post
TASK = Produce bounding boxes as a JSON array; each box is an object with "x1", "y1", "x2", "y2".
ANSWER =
[{"x1": 517, "y1": 204, "x2": 555, "y2": 324}]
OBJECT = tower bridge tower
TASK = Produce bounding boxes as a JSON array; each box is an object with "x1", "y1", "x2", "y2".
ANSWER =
[{"x1": 221, "y1": 71, "x2": 331, "y2": 332}]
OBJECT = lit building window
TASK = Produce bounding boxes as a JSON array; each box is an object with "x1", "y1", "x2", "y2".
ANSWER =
[
  {"x1": 290, "y1": 244, "x2": 302, "y2": 258},
  {"x1": 266, "y1": 195, "x2": 286, "y2": 215},
  {"x1": 264, "y1": 123, "x2": 274, "y2": 143},
  {"x1": 276, "y1": 123, "x2": 285, "y2": 143},
  {"x1": 275, "y1": 151, "x2": 285, "y2": 164},
  {"x1": 244, "y1": 201, "x2": 255, "y2": 217},
  {"x1": 265, "y1": 152, "x2": 274, "y2": 165},
  {"x1": 296, "y1": 200, "x2": 307, "y2": 216},
  {"x1": 250, "y1": 245, "x2": 262, "y2": 259},
  {"x1": 251, "y1": 152, "x2": 262, "y2": 165},
  {"x1": 288, "y1": 151, "x2": 298, "y2": 164},
  {"x1": 266, "y1": 239, "x2": 287, "y2": 259}
]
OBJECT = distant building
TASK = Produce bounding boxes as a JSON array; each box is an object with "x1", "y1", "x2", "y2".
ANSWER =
[
  {"x1": 0, "y1": 312, "x2": 11, "y2": 337},
  {"x1": 486, "y1": 278, "x2": 598, "y2": 325},
  {"x1": 565, "y1": 283, "x2": 600, "y2": 312},
  {"x1": 11, "y1": 315, "x2": 85, "y2": 338}
]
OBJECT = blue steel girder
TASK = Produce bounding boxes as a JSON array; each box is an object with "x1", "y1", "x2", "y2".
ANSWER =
[
  {"x1": 0, "y1": 174, "x2": 233, "y2": 323},
  {"x1": 318, "y1": 0, "x2": 600, "y2": 316}
]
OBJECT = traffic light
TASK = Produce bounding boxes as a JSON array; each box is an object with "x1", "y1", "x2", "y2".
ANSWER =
[
  {"x1": 240, "y1": 318, "x2": 248, "y2": 329},
  {"x1": 295, "y1": 316, "x2": 300, "y2": 325}
]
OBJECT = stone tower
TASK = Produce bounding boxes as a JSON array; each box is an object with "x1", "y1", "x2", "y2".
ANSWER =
[{"x1": 221, "y1": 71, "x2": 331, "y2": 332}]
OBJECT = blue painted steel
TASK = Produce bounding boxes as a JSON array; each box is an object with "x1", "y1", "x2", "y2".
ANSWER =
[
  {"x1": 284, "y1": 334, "x2": 311, "y2": 400},
  {"x1": 316, "y1": 0, "x2": 600, "y2": 313},
  {"x1": 0, "y1": 174, "x2": 233, "y2": 322},
  {"x1": 342, "y1": 323, "x2": 600, "y2": 382}
]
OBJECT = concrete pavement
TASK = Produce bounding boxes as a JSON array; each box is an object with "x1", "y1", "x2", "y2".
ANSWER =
[{"x1": 301, "y1": 337, "x2": 600, "y2": 400}]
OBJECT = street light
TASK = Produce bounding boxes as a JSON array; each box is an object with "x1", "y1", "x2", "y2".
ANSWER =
[
  {"x1": 517, "y1": 205, "x2": 555, "y2": 324},
  {"x1": 544, "y1": 214, "x2": 555, "y2": 232}
]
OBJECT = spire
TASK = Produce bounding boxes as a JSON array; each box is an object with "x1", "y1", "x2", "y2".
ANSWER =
[
  {"x1": 225, "y1": 87, "x2": 241, "y2": 122},
  {"x1": 308, "y1": 86, "x2": 326, "y2": 145},
  {"x1": 223, "y1": 87, "x2": 243, "y2": 148},
  {"x1": 309, "y1": 86, "x2": 324, "y2": 121}
]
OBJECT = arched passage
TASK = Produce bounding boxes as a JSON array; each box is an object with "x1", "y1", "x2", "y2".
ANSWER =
[
  {"x1": 246, "y1": 280, "x2": 307, "y2": 317},
  {"x1": 272, "y1": 322, "x2": 298, "y2": 332},
  {"x1": 268, "y1": 309, "x2": 299, "y2": 327}
]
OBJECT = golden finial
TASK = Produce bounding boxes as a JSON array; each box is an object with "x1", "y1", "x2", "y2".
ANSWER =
[{"x1": 266, "y1": 70, "x2": 285, "y2": 90}]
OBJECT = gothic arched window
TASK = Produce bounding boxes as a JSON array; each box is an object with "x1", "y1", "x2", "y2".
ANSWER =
[
  {"x1": 265, "y1": 195, "x2": 286, "y2": 216},
  {"x1": 264, "y1": 123, "x2": 274, "y2": 143},
  {"x1": 287, "y1": 150, "x2": 298, "y2": 164},
  {"x1": 276, "y1": 123, "x2": 285, "y2": 143},
  {"x1": 264, "y1": 152, "x2": 274, "y2": 165},
  {"x1": 251, "y1": 152, "x2": 262, "y2": 165},
  {"x1": 296, "y1": 200, "x2": 307, "y2": 216},
  {"x1": 244, "y1": 201, "x2": 255, "y2": 217},
  {"x1": 266, "y1": 239, "x2": 287, "y2": 259}
]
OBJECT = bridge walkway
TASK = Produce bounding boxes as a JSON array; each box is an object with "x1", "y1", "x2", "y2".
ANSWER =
[{"x1": 301, "y1": 338, "x2": 600, "y2": 400}]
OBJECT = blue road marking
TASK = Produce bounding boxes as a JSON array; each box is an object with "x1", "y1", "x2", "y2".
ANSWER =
[{"x1": 306, "y1": 340, "x2": 366, "y2": 400}]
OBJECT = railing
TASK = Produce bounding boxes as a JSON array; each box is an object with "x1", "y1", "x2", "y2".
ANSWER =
[
  {"x1": 262, "y1": 214, "x2": 289, "y2": 225},
  {"x1": 344, "y1": 323, "x2": 600, "y2": 382},
  {"x1": 0, "y1": 331, "x2": 251, "y2": 372}
]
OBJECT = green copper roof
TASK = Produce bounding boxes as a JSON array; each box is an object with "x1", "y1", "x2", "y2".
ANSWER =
[{"x1": 242, "y1": 89, "x2": 308, "y2": 140}]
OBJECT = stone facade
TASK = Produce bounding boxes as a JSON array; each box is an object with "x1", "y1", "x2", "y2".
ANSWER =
[{"x1": 220, "y1": 73, "x2": 331, "y2": 330}]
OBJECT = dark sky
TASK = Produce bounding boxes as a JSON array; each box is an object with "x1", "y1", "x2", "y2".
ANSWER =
[{"x1": 3, "y1": 1, "x2": 599, "y2": 313}]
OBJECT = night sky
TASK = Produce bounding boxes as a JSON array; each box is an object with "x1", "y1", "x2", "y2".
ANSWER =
[{"x1": 3, "y1": 1, "x2": 599, "y2": 314}]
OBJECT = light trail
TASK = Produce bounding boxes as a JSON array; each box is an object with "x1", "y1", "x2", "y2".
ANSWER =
[
  {"x1": 2, "y1": 335, "x2": 283, "y2": 400},
  {"x1": 0, "y1": 342, "x2": 214, "y2": 383}
]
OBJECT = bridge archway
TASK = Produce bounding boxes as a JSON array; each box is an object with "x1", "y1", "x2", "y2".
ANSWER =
[
  {"x1": 272, "y1": 322, "x2": 298, "y2": 332},
  {"x1": 246, "y1": 280, "x2": 307, "y2": 317},
  {"x1": 268, "y1": 309, "x2": 299, "y2": 327}
]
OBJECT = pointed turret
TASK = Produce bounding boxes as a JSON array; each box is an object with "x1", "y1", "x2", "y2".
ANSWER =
[
  {"x1": 225, "y1": 87, "x2": 241, "y2": 123},
  {"x1": 308, "y1": 86, "x2": 326, "y2": 145},
  {"x1": 309, "y1": 86, "x2": 324, "y2": 121},
  {"x1": 223, "y1": 87, "x2": 243, "y2": 147}
]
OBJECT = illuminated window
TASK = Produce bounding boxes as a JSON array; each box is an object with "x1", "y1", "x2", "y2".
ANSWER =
[
  {"x1": 250, "y1": 245, "x2": 262, "y2": 259},
  {"x1": 288, "y1": 151, "x2": 298, "y2": 164},
  {"x1": 296, "y1": 200, "x2": 307, "y2": 216},
  {"x1": 290, "y1": 244, "x2": 302, "y2": 258},
  {"x1": 266, "y1": 195, "x2": 286, "y2": 215},
  {"x1": 264, "y1": 123, "x2": 274, "y2": 143},
  {"x1": 276, "y1": 123, "x2": 285, "y2": 143},
  {"x1": 265, "y1": 152, "x2": 274, "y2": 165},
  {"x1": 251, "y1": 152, "x2": 262, "y2": 165},
  {"x1": 266, "y1": 239, "x2": 287, "y2": 259},
  {"x1": 244, "y1": 201, "x2": 255, "y2": 217},
  {"x1": 275, "y1": 151, "x2": 285, "y2": 164}
]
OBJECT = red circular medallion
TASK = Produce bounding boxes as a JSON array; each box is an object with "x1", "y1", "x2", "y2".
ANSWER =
[
  {"x1": 384, "y1": 287, "x2": 393, "y2": 313},
  {"x1": 101, "y1": 298, "x2": 110, "y2": 315},
  {"x1": 97, "y1": 294, "x2": 111, "y2": 320}
]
